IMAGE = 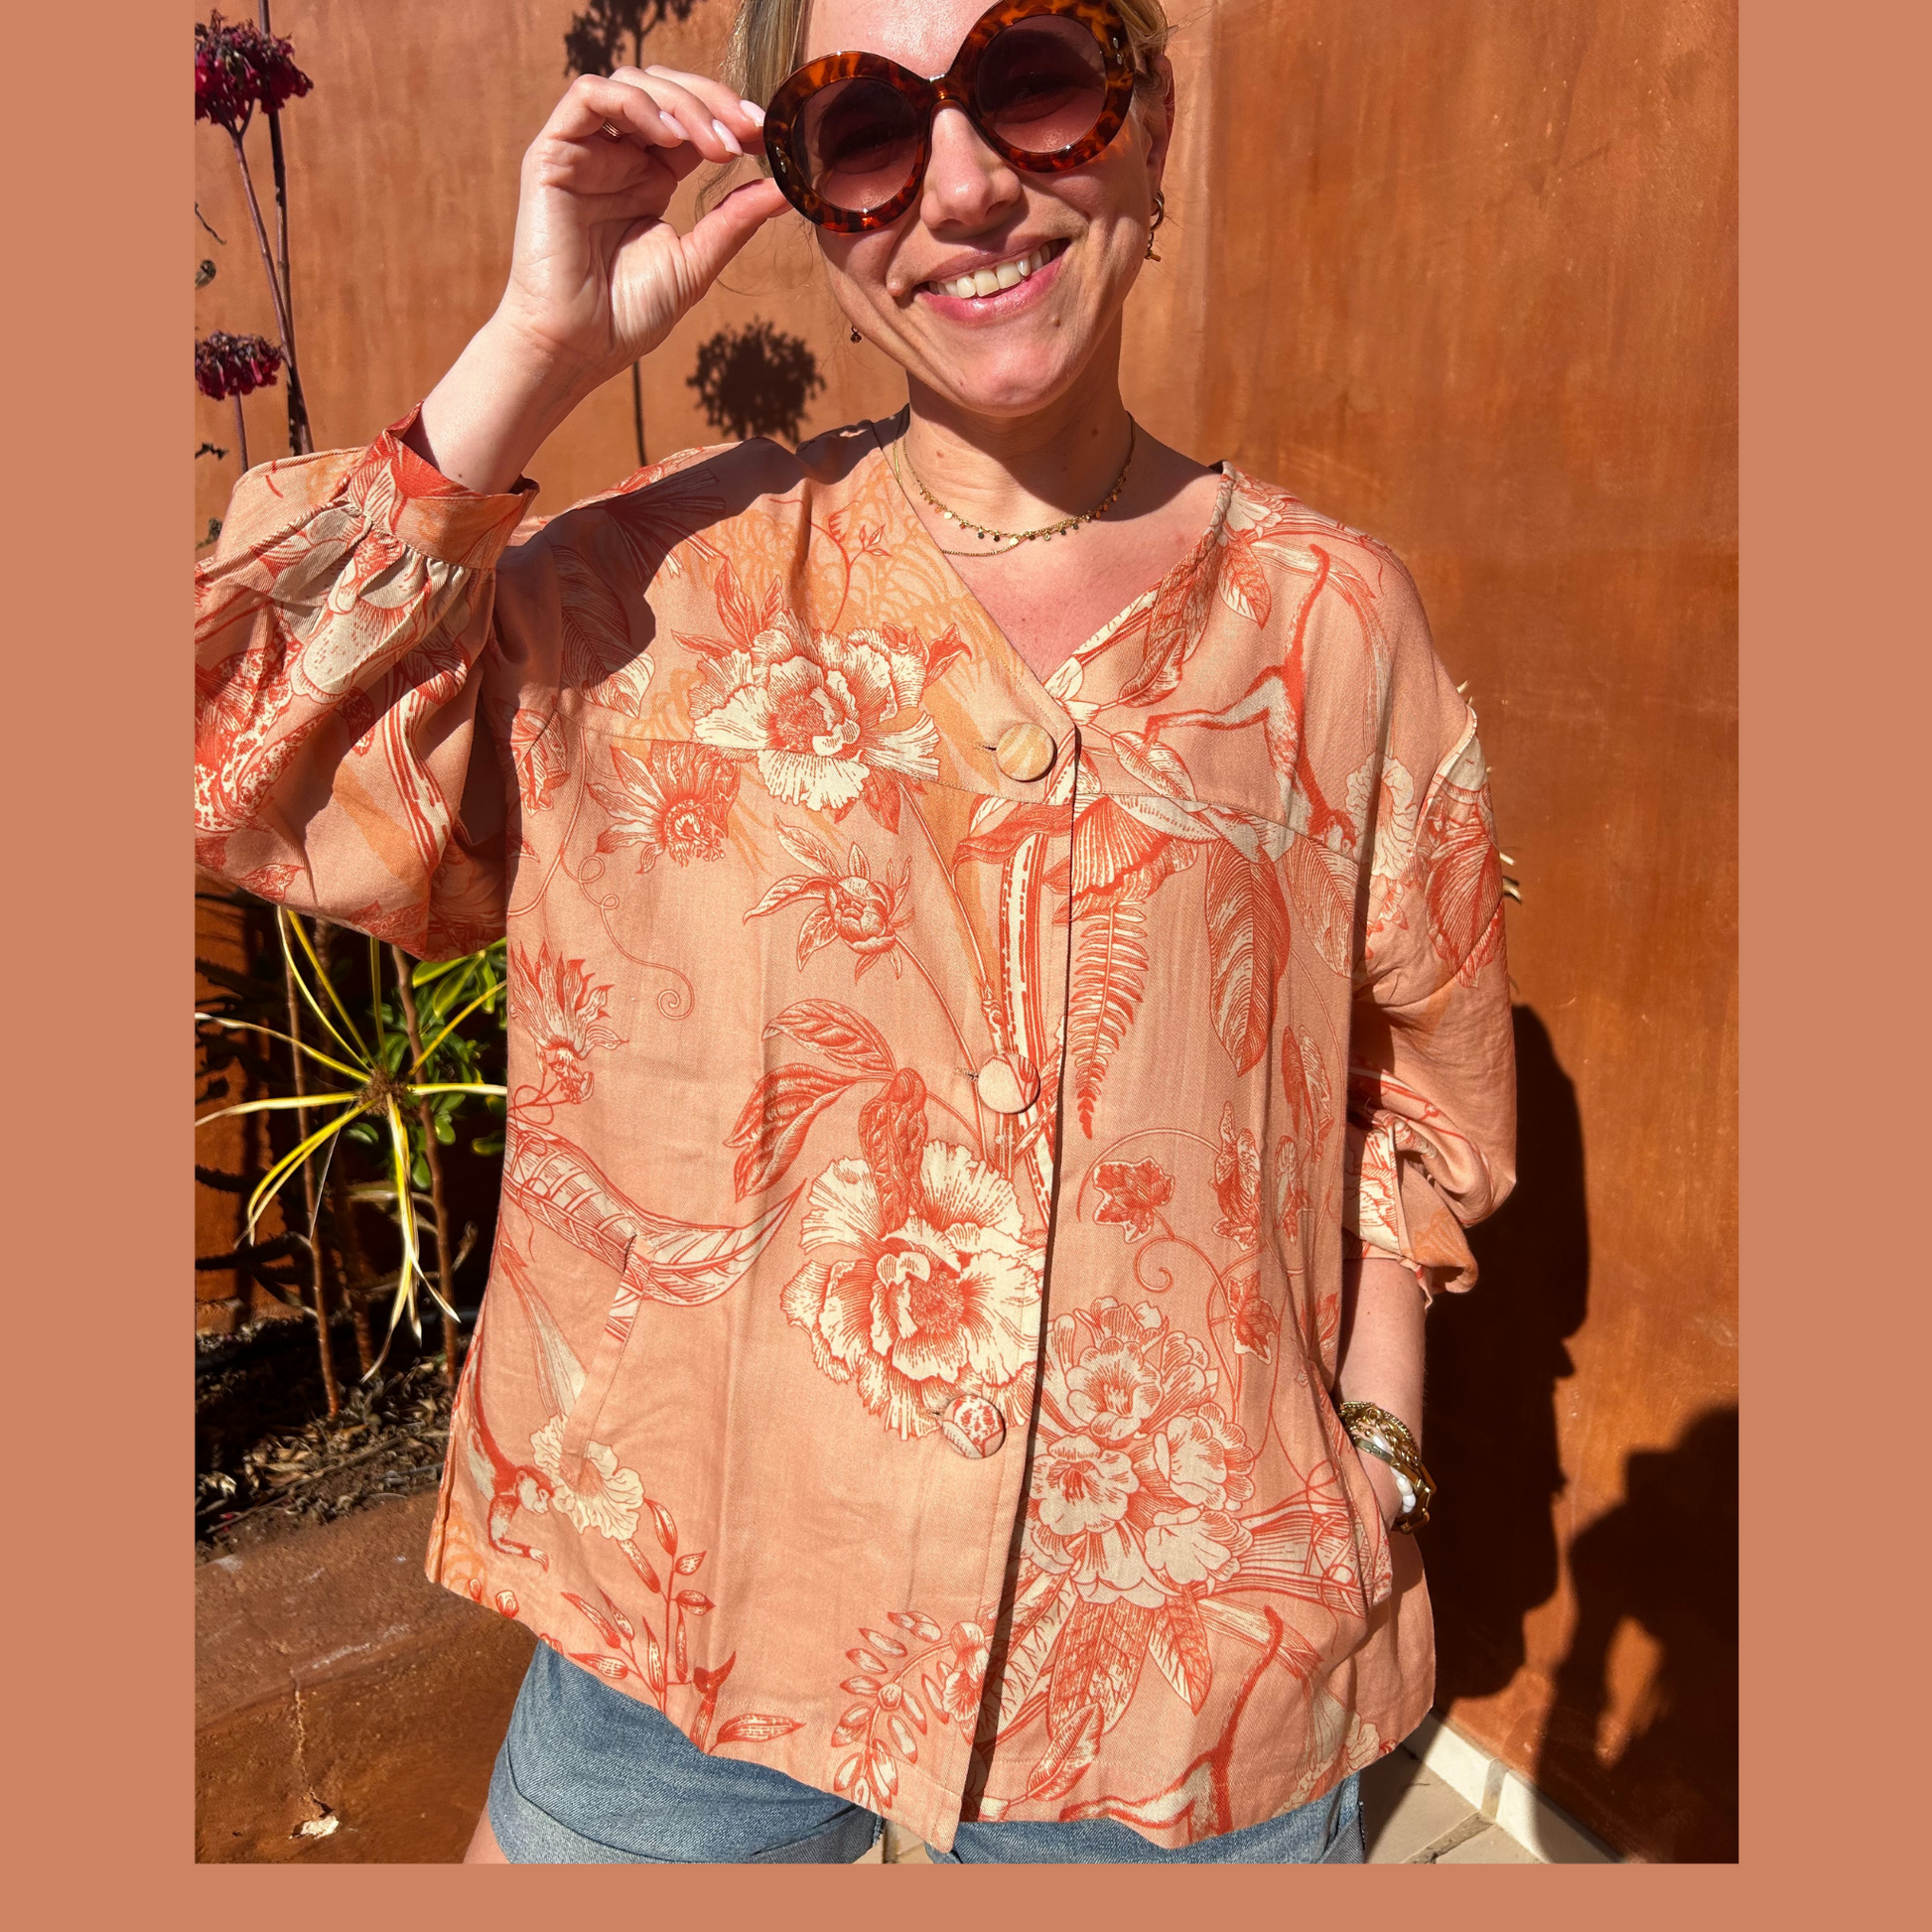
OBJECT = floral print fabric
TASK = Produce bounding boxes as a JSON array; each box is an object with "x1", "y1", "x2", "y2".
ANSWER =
[{"x1": 194, "y1": 404, "x2": 1515, "y2": 1853}]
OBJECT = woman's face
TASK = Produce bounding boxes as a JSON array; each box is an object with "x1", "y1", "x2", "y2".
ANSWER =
[{"x1": 798, "y1": 0, "x2": 1173, "y2": 420}]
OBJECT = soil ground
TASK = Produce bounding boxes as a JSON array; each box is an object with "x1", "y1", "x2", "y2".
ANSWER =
[{"x1": 196, "y1": 1315, "x2": 460, "y2": 1562}]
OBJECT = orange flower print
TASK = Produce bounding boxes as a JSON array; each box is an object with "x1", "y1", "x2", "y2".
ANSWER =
[
  {"x1": 528, "y1": 1417, "x2": 646, "y2": 1541},
  {"x1": 1224, "y1": 1267, "x2": 1280, "y2": 1362},
  {"x1": 508, "y1": 942, "x2": 625, "y2": 1109},
  {"x1": 744, "y1": 822, "x2": 911, "y2": 979},
  {"x1": 589, "y1": 740, "x2": 740, "y2": 871},
  {"x1": 1032, "y1": 1435, "x2": 1140, "y2": 1586},
  {"x1": 689, "y1": 613, "x2": 939, "y2": 814},
  {"x1": 941, "y1": 1620, "x2": 991, "y2": 1724},
  {"x1": 1092, "y1": 1158, "x2": 1174, "y2": 1243},
  {"x1": 780, "y1": 1138, "x2": 1043, "y2": 1442},
  {"x1": 1027, "y1": 1300, "x2": 1255, "y2": 1608},
  {"x1": 1211, "y1": 1103, "x2": 1262, "y2": 1248}
]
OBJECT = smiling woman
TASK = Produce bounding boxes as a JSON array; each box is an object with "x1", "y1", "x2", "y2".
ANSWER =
[{"x1": 193, "y1": 0, "x2": 1516, "y2": 1867}]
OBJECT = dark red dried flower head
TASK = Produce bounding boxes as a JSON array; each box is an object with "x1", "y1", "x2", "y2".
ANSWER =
[
  {"x1": 197, "y1": 331, "x2": 284, "y2": 402},
  {"x1": 195, "y1": 11, "x2": 313, "y2": 133}
]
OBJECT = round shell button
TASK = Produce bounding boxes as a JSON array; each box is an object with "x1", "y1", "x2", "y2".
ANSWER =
[
  {"x1": 994, "y1": 721, "x2": 1056, "y2": 782},
  {"x1": 939, "y1": 1393, "x2": 1007, "y2": 1458},
  {"x1": 975, "y1": 1054, "x2": 1041, "y2": 1115}
]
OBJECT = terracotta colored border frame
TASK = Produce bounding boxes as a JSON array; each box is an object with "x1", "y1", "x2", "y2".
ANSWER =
[{"x1": 12, "y1": 0, "x2": 1922, "y2": 1919}]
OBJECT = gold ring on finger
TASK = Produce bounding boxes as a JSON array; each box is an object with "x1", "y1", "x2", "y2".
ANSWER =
[{"x1": 598, "y1": 117, "x2": 622, "y2": 141}]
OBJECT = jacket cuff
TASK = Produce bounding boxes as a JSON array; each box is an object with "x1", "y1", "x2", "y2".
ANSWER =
[
  {"x1": 1342, "y1": 1118, "x2": 1480, "y2": 1300},
  {"x1": 342, "y1": 401, "x2": 540, "y2": 570}
]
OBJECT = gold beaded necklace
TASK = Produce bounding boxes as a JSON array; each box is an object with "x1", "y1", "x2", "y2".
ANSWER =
[{"x1": 892, "y1": 420, "x2": 1137, "y2": 558}]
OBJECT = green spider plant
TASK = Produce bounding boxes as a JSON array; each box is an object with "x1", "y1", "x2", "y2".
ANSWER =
[{"x1": 196, "y1": 910, "x2": 506, "y2": 1363}]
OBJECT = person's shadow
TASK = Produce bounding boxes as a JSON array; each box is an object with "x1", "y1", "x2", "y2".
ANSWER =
[
  {"x1": 1421, "y1": 1007, "x2": 1737, "y2": 1862},
  {"x1": 1425, "y1": 1005, "x2": 1588, "y2": 1709},
  {"x1": 1535, "y1": 1408, "x2": 1738, "y2": 1861}
]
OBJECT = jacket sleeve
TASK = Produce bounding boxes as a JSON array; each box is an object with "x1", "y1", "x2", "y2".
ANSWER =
[
  {"x1": 1341, "y1": 568, "x2": 1517, "y2": 1296},
  {"x1": 194, "y1": 405, "x2": 543, "y2": 959}
]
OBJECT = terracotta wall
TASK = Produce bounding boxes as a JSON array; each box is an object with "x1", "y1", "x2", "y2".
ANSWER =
[{"x1": 194, "y1": 0, "x2": 1737, "y2": 1860}]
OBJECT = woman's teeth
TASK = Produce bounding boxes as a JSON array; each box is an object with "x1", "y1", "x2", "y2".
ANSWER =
[{"x1": 926, "y1": 242, "x2": 1056, "y2": 300}]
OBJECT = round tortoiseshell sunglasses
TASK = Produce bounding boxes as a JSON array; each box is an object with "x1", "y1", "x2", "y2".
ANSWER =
[{"x1": 761, "y1": 0, "x2": 1139, "y2": 232}]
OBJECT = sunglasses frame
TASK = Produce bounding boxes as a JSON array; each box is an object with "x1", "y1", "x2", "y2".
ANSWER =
[{"x1": 762, "y1": 0, "x2": 1139, "y2": 233}]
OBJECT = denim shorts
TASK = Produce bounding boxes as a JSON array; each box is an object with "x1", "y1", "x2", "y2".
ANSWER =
[{"x1": 488, "y1": 1641, "x2": 1366, "y2": 1863}]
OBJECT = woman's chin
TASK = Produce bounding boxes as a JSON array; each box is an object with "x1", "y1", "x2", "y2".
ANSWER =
[{"x1": 917, "y1": 341, "x2": 1096, "y2": 422}]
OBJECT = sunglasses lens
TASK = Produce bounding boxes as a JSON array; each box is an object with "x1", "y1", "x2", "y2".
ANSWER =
[
  {"x1": 975, "y1": 16, "x2": 1110, "y2": 156},
  {"x1": 795, "y1": 75, "x2": 924, "y2": 213}
]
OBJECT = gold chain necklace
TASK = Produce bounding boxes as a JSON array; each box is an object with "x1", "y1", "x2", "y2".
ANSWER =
[{"x1": 892, "y1": 420, "x2": 1137, "y2": 558}]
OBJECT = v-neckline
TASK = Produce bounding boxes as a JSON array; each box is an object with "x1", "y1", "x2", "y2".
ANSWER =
[{"x1": 865, "y1": 410, "x2": 1236, "y2": 730}]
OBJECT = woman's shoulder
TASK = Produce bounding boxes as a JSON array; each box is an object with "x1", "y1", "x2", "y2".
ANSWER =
[
  {"x1": 1212, "y1": 466, "x2": 1461, "y2": 738},
  {"x1": 515, "y1": 418, "x2": 895, "y2": 555},
  {"x1": 652, "y1": 415, "x2": 894, "y2": 504},
  {"x1": 1217, "y1": 463, "x2": 1426, "y2": 615}
]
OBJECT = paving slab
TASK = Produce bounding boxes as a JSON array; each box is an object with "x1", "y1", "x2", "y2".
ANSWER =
[
  {"x1": 1363, "y1": 1748, "x2": 1481, "y2": 1863},
  {"x1": 1435, "y1": 1822, "x2": 1545, "y2": 1863}
]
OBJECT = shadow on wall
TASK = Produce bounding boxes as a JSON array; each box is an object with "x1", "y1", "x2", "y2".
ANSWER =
[
  {"x1": 563, "y1": 1, "x2": 701, "y2": 80},
  {"x1": 687, "y1": 318, "x2": 828, "y2": 447},
  {"x1": 1537, "y1": 1408, "x2": 1739, "y2": 1862},
  {"x1": 1426, "y1": 1006, "x2": 1588, "y2": 1710},
  {"x1": 1423, "y1": 1007, "x2": 1738, "y2": 1861}
]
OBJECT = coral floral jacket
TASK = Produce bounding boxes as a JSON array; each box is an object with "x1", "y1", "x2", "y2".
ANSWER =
[{"x1": 194, "y1": 403, "x2": 1516, "y2": 1853}]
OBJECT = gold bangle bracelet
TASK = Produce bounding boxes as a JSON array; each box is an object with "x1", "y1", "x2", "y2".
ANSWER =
[{"x1": 1338, "y1": 1399, "x2": 1437, "y2": 1533}]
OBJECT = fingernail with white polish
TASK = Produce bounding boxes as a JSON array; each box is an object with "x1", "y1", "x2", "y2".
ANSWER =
[
  {"x1": 659, "y1": 111, "x2": 687, "y2": 140},
  {"x1": 712, "y1": 118, "x2": 745, "y2": 156},
  {"x1": 739, "y1": 99, "x2": 766, "y2": 126}
]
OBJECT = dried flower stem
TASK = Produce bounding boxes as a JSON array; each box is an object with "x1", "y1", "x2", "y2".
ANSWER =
[
  {"x1": 256, "y1": 2, "x2": 312, "y2": 454},
  {"x1": 283, "y1": 915, "x2": 340, "y2": 1418},
  {"x1": 391, "y1": 947, "x2": 461, "y2": 1385},
  {"x1": 231, "y1": 393, "x2": 250, "y2": 474},
  {"x1": 225, "y1": 129, "x2": 302, "y2": 427}
]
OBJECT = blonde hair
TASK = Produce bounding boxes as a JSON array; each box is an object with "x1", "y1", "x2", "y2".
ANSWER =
[{"x1": 724, "y1": 0, "x2": 1173, "y2": 117}]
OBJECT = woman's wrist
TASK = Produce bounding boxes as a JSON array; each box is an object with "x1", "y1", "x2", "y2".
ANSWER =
[
  {"x1": 409, "y1": 315, "x2": 603, "y2": 496},
  {"x1": 1335, "y1": 1255, "x2": 1426, "y2": 1520}
]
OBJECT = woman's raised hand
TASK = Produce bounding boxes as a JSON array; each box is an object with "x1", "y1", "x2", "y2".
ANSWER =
[
  {"x1": 499, "y1": 68, "x2": 784, "y2": 383},
  {"x1": 411, "y1": 68, "x2": 787, "y2": 495}
]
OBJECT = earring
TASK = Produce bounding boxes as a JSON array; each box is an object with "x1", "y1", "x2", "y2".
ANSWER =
[
  {"x1": 850, "y1": 325, "x2": 862, "y2": 343},
  {"x1": 1145, "y1": 190, "x2": 1166, "y2": 262}
]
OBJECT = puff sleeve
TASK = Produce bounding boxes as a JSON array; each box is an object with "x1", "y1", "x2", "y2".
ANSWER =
[
  {"x1": 1341, "y1": 571, "x2": 1518, "y2": 1296},
  {"x1": 193, "y1": 405, "x2": 541, "y2": 959}
]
